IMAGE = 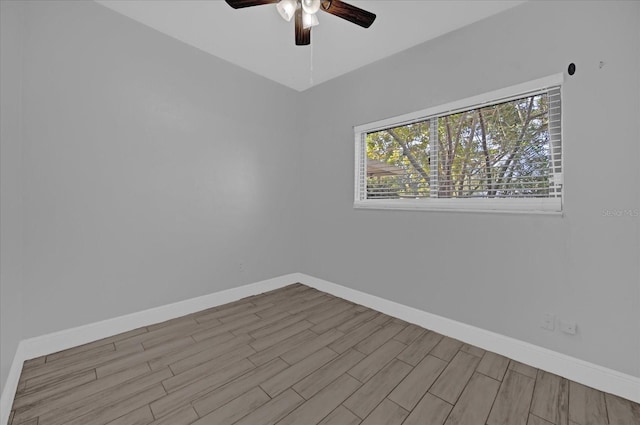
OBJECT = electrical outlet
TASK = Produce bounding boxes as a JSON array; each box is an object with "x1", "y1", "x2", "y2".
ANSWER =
[
  {"x1": 560, "y1": 320, "x2": 577, "y2": 335},
  {"x1": 239, "y1": 262, "x2": 245, "y2": 273},
  {"x1": 541, "y1": 313, "x2": 555, "y2": 331}
]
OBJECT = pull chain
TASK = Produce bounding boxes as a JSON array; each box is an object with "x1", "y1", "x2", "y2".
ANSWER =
[{"x1": 309, "y1": 42, "x2": 314, "y2": 86}]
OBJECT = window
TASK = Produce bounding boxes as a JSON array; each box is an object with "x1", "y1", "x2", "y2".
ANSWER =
[{"x1": 354, "y1": 75, "x2": 563, "y2": 213}]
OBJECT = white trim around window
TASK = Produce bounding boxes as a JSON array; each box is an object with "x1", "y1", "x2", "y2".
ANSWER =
[{"x1": 354, "y1": 74, "x2": 564, "y2": 214}]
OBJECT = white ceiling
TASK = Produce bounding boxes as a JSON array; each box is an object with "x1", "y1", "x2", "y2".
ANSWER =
[{"x1": 95, "y1": 0, "x2": 525, "y2": 92}]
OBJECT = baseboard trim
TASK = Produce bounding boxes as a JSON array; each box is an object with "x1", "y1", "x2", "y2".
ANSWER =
[
  {"x1": 2, "y1": 272, "x2": 638, "y2": 425},
  {"x1": 0, "y1": 344, "x2": 27, "y2": 425},
  {"x1": 0, "y1": 273, "x2": 296, "y2": 424},
  {"x1": 295, "y1": 273, "x2": 640, "y2": 404}
]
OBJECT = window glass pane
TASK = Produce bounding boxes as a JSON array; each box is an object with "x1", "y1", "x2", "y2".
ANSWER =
[
  {"x1": 365, "y1": 121, "x2": 431, "y2": 199},
  {"x1": 435, "y1": 93, "x2": 551, "y2": 198},
  {"x1": 364, "y1": 92, "x2": 554, "y2": 201}
]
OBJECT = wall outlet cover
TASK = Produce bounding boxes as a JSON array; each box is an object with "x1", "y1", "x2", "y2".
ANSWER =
[
  {"x1": 542, "y1": 312, "x2": 555, "y2": 331},
  {"x1": 560, "y1": 320, "x2": 577, "y2": 335}
]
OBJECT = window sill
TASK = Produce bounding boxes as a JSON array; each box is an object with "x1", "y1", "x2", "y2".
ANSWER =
[{"x1": 353, "y1": 198, "x2": 562, "y2": 215}]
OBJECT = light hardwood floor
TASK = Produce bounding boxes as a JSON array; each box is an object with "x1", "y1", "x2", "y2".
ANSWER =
[{"x1": 9, "y1": 284, "x2": 640, "y2": 425}]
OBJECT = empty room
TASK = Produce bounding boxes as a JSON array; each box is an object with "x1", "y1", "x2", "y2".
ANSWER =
[{"x1": 1, "y1": 0, "x2": 639, "y2": 424}]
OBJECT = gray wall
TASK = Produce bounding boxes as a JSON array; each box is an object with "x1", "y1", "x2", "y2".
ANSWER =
[
  {"x1": 299, "y1": 1, "x2": 640, "y2": 378},
  {"x1": 1, "y1": 1, "x2": 26, "y2": 394},
  {"x1": 0, "y1": 0, "x2": 302, "y2": 392}
]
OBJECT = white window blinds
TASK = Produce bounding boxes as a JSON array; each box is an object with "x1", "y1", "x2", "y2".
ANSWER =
[{"x1": 355, "y1": 80, "x2": 562, "y2": 213}]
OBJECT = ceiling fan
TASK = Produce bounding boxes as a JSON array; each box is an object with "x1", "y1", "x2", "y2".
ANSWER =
[{"x1": 225, "y1": 0, "x2": 376, "y2": 46}]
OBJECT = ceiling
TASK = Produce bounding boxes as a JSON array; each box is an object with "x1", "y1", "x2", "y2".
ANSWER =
[{"x1": 95, "y1": 0, "x2": 525, "y2": 92}]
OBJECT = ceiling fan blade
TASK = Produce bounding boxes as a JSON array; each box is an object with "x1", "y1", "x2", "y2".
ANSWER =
[
  {"x1": 295, "y1": 7, "x2": 311, "y2": 45},
  {"x1": 320, "y1": 0, "x2": 376, "y2": 28},
  {"x1": 225, "y1": 0, "x2": 278, "y2": 9}
]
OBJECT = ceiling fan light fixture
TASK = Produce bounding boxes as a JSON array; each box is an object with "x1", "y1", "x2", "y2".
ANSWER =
[
  {"x1": 301, "y1": 0, "x2": 321, "y2": 15},
  {"x1": 276, "y1": 0, "x2": 296, "y2": 22},
  {"x1": 302, "y1": 11, "x2": 319, "y2": 29},
  {"x1": 225, "y1": 0, "x2": 376, "y2": 46}
]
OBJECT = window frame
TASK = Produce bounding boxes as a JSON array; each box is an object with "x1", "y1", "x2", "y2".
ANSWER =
[{"x1": 354, "y1": 74, "x2": 564, "y2": 214}]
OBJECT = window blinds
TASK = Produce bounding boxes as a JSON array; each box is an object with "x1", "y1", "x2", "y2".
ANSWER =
[{"x1": 355, "y1": 86, "x2": 562, "y2": 213}]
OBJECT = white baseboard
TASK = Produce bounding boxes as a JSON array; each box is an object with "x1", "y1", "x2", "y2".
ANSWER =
[
  {"x1": 0, "y1": 345, "x2": 27, "y2": 425},
  {"x1": 0, "y1": 273, "x2": 297, "y2": 425},
  {"x1": 2, "y1": 272, "x2": 638, "y2": 425},
  {"x1": 296, "y1": 273, "x2": 640, "y2": 404}
]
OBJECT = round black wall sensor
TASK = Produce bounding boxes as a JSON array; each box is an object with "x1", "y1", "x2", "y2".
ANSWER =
[{"x1": 568, "y1": 63, "x2": 576, "y2": 75}]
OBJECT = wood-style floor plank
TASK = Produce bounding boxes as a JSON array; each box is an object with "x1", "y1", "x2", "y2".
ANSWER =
[
  {"x1": 429, "y1": 350, "x2": 481, "y2": 404},
  {"x1": 528, "y1": 414, "x2": 556, "y2": 425},
  {"x1": 309, "y1": 306, "x2": 362, "y2": 334},
  {"x1": 347, "y1": 339, "x2": 406, "y2": 383},
  {"x1": 397, "y1": 330, "x2": 444, "y2": 366},
  {"x1": 360, "y1": 398, "x2": 409, "y2": 425},
  {"x1": 248, "y1": 330, "x2": 315, "y2": 366},
  {"x1": 275, "y1": 374, "x2": 361, "y2": 425},
  {"x1": 403, "y1": 392, "x2": 453, "y2": 425},
  {"x1": 105, "y1": 405, "x2": 154, "y2": 425},
  {"x1": 22, "y1": 342, "x2": 145, "y2": 386},
  {"x1": 605, "y1": 393, "x2": 640, "y2": 425},
  {"x1": 317, "y1": 405, "x2": 360, "y2": 425},
  {"x1": 444, "y1": 372, "x2": 501, "y2": 425},
  {"x1": 285, "y1": 294, "x2": 334, "y2": 316},
  {"x1": 250, "y1": 320, "x2": 314, "y2": 352},
  {"x1": 509, "y1": 360, "x2": 539, "y2": 379},
  {"x1": 163, "y1": 344, "x2": 255, "y2": 393},
  {"x1": 354, "y1": 321, "x2": 406, "y2": 354},
  {"x1": 147, "y1": 331, "x2": 239, "y2": 371},
  {"x1": 150, "y1": 359, "x2": 254, "y2": 418},
  {"x1": 63, "y1": 385, "x2": 166, "y2": 425},
  {"x1": 168, "y1": 335, "x2": 253, "y2": 376},
  {"x1": 218, "y1": 303, "x2": 277, "y2": 324},
  {"x1": 530, "y1": 370, "x2": 570, "y2": 425},
  {"x1": 231, "y1": 389, "x2": 304, "y2": 425},
  {"x1": 335, "y1": 309, "x2": 378, "y2": 333},
  {"x1": 388, "y1": 354, "x2": 447, "y2": 411},
  {"x1": 259, "y1": 347, "x2": 337, "y2": 397},
  {"x1": 13, "y1": 369, "x2": 97, "y2": 410},
  {"x1": 430, "y1": 336, "x2": 464, "y2": 362},
  {"x1": 343, "y1": 359, "x2": 412, "y2": 419},
  {"x1": 38, "y1": 368, "x2": 172, "y2": 425},
  {"x1": 393, "y1": 324, "x2": 425, "y2": 345},
  {"x1": 568, "y1": 381, "x2": 608, "y2": 425},
  {"x1": 328, "y1": 320, "x2": 381, "y2": 354},
  {"x1": 191, "y1": 387, "x2": 270, "y2": 425},
  {"x1": 191, "y1": 358, "x2": 289, "y2": 417},
  {"x1": 248, "y1": 313, "x2": 306, "y2": 339},
  {"x1": 41, "y1": 343, "x2": 116, "y2": 370},
  {"x1": 193, "y1": 301, "x2": 257, "y2": 324},
  {"x1": 43, "y1": 327, "x2": 147, "y2": 363},
  {"x1": 148, "y1": 406, "x2": 199, "y2": 425},
  {"x1": 293, "y1": 349, "x2": 365, "y2": 399},
  {"x1": 9, "y1": 284, "x2": 640, "y2": 425},
  {"x1": 487, "y1": 369, "x2": 535, "y2": 425},
  {"x1": 305, "y1": 299, "x2": 354, "y2": 325},
  {"x1": 477, "y1": 351, "x2": 510, "y2": 381},
  {"x1": 96, "y1": 337, "x2": 193, "y2": 377},
  {"x1": 115, "y1": 319, "x2": 200, "y2": 350},
  {"x1": 278, "y1": 328, "x2": 343, "y2": 365},
  {"x1": 12, "y1": 363, "x2": 152, "y2": 424},
  {"x1": 459, "y1": 343, "x2": 485, "y2": 358},
  {"x1": 191, "y1": 313, "x2": 261, "y2": 341}
]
